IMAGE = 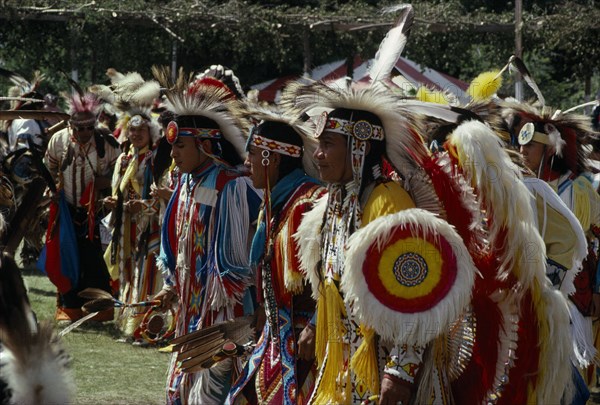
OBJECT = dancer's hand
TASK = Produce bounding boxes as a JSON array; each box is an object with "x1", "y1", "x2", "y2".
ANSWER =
[
  {"x1": 153, "y1": 288, "x2": 178, "y2": 312},
  {"x1": 379, "y1": 374, "x2": 411, "y2": 405},
  {"x1": 151, "y1": 185, "x2": 173, "y2": 202},
  {"x1": 297, "y1": 324, "x2": 316, "y2": 360},
  {"x1": 102, "y1": 196, "x2": 117, "y2": 210},
  {"x1": 125, "y1": 199, "x2": 144, "y2": 214}
]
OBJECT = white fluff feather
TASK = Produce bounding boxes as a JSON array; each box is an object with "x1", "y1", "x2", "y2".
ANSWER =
[{"x1": 341, "y1": 208, "x2": 477, "y2": 345}]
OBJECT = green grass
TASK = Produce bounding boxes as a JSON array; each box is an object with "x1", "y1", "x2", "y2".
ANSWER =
[{"x1": 22, "y1": 270, "x2": 170, "y2": 404}]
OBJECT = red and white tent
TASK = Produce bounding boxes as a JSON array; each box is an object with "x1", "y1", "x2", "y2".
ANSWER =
[{"x1": 251, "y1": 55, "x2": 469, "y2": 104}]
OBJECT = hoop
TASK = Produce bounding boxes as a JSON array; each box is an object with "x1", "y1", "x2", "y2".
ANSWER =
[{"x1": 139, "y1": 305, "x2": 177, "y2": 344}]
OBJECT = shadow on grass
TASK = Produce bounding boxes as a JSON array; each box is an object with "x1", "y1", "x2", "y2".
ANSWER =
[
  {"x1": 63, "y1": 320, "x2": 123, "y2": 339},
  {"x1": 27, "y1": 286, "x2": 56, "y2": 297}
]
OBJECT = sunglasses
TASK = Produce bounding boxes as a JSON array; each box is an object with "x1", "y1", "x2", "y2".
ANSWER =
[{"x1": 72, "y1": 125, "x2": 95, "y2": 132}]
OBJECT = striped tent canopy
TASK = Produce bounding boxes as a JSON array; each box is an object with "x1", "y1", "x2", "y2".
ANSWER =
[{"x1": 251, "y1": 55, "x2": 469, "y2": 104}]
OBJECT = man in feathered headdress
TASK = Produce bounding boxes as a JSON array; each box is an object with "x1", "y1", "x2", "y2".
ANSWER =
[
  {"x1": 41, "y1": 90, "x2": 120, "y2": 322},
  {"x1": 512, "y1": 107, "x2": 600, "y2": 307},
  {"x1": 509, "y1": 104, "x2": 600, "y2": 394},
  {"x1": 286, "y1": 82, "x2": 431, "y2": 405},
  {"x1": 152, "y1": 67, "x2": 262, "y2": 404},
  {"x1": 226, "y1": 105, "x2": 325, "y2": 405}
]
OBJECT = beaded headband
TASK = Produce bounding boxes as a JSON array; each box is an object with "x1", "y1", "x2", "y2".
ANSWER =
[
  {"x1": 249, "y1": 133, "x2": 302, "y2": 158},
  {"x1": 165, "y1": 121, "x2": 222, "y2": 145},
  {"x1": 315, "y1": 111, "x2": 385, "y2": 141}
]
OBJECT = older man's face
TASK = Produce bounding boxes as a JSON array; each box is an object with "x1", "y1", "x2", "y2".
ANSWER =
[{"x1": 71, "y1": 112, "x2": 96, "y2": 144}]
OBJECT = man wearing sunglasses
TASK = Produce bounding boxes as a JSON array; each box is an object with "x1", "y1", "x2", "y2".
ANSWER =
[{"x1": 42, "y1": 91, "x2": 121, "y2": 322}]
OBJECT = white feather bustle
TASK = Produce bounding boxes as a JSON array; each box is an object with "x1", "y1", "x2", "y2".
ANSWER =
[
  {"x1": 0, "y1": 324, "x2": 74, "y2": 404},
  {"x1": 293, "y1": 195, "x2": 328, "y2": 300},
  {"x1": 449, "y1": 120, "x2": 574, "y2": 403},
  {"x1": 449, "y1": 120, "x2": 545, "y2": 290},
  {"x1": 341, "y1": 208, "x2": 477, "y2": 346}
]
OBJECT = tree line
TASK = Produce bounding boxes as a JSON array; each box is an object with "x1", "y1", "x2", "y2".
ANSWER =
[{"x1": 0, "y1": 0, "x2": 598, "y2": 109}]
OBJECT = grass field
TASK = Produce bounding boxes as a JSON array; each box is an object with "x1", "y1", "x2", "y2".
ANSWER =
[{"x1": 23, "y1": 269, "x2": 170, "y2": 404}]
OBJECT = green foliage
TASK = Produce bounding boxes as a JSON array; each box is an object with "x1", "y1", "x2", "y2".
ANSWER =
[{"x1": 0, "y1": 0, "x2": 598, "y2": 108}]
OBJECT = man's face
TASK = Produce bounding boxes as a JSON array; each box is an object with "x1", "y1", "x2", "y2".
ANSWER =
[
  {"x1": 70, "y1": 113, "x2": 96, "y2": 143},
  {"x1": 313, "y1": 131, "x2": 353, "y2": 184},
  {"x1": 519, "y1": 141, "x2": 546, "y2": 173},
  {"x1": 128, "y1": 123, "x2": 151, "y2": 150},
  {"x1": 170, "y1": 136, "x2": 210, "y2": 173},
  {"x1": 244, "y1": 145, "x2": 278, "y2": 189}
]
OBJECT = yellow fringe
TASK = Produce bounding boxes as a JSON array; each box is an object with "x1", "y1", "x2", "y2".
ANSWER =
[
  {"x1": 467, "y1": 70, "x2": 502, "y2": 101},
  {"x1": 350, "y1": 325, "x2": 380, "y2": 396},
  {"x1": 313, "y1": 280, "x2": 348, "y2": 404},
  {"x1": 279, "y1": 223, "x2": 304, "y2": 294},
  {"x1": 527, "y1": 277, "x2": 544, "y2": 404},
  {"x1": 573, "y1": 178, "x2": 592, "y2": 232}
]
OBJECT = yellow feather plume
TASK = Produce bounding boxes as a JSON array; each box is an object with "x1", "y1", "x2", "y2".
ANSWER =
[
  {"x1": 467, "y1": 70, "x2": 502, "y2": 101},
  {"x1": 416, "y1": 86, "x2": 449, "y2": 105}
]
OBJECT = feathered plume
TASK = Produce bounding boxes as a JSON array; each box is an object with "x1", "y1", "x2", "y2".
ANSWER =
[
  {"x1": 415, "y1": 86, "x2": 450, "y2": 105},
  {"x1": 508, "y1": 56, "x2": 545, "y2": 107},
  {"x1": 368, "y1": 4, "x2": 414, "y2": 83},
  {"x1": 58, "y1": 70, "x2": 85, "y2": 100},
  {"x1": 0, "y1": 253, "x2": 74, "y2": 404},
  {"x1": 106, "y1": 69, "x2": 160, "y2": 111},
  {"x1": 467, "y1": 70, "x2": 502, "y2": 101},
  {"x1": 0, "y1": 68, "x2": 44, "y2": 95},
  {"x1": 65, "y1": 90, "x2": 101, "y2": 116},
  {"x1": 196, "y1": 64, "x2": 246, "y2": 100}
]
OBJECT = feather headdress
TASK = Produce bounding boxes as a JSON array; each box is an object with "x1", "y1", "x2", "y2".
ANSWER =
[
  {"x1": 282, "y1": 80, "x2": 425, "y2": 173},
  {"x1": 196, "y1": 64, "x2": 246, "y2": 101},
  {"x1": 232, "y1": 101, "x2": 319, "y2": 179},
  {"x1": 64, "y1": 90, "x2": 102, "y2": 126},
  {"x1": 501, "y1": 100, "x2": 591, "y2": 176},
  {"x1": 90, "y1": 68, "x2": 161, "y2": 143},
  {"x1": 152, "y1": 66, "x2": 247, "y2": 164},
  {"x1": 0, "y1": 68, "x2": 45, "y2": 110}
]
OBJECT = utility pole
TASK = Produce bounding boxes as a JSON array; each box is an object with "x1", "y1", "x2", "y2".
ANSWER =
[
  {"x1": 515, "y1": 0, "x2": 523, "y2": 101},
  {"x1": 171, "y1": 41, "x2": 178, "y2": 82},
  {"x1": 303, "y1": 26, "x2": 312, "y2": 78}
]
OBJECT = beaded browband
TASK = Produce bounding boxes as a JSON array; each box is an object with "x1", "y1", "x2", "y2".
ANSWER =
[{"x1": 315, "y1": 111, "x2": 385, "y2": 141}]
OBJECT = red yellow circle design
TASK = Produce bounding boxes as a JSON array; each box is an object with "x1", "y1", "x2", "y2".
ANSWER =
[
  {"x1": 363, "y1": 227, "x2": 457, "y2": 313},
  {"x1": 166, "y1": 121, "x2": 179, "y2": 144}
]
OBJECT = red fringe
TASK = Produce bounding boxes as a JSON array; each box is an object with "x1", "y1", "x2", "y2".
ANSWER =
[
  {"x1": 451, "y1": 291, "x2": 502, "y2": 403},
  {"x1": 498, "y1": 291, "x2": 540, "y2": 405}
]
